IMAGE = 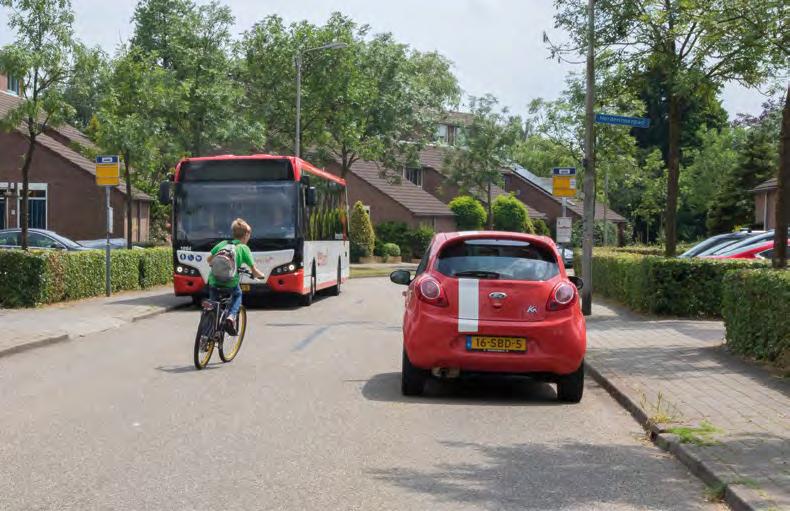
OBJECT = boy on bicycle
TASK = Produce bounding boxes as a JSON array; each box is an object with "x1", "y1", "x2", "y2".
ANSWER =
[{"x1": 207, "y1": 218, "x2": 264, "y2": 334}]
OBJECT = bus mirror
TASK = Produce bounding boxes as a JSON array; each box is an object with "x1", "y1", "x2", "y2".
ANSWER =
[
  {"x1": 300, "y1": 175, "x2": 311, "y2": 186},
  {"x1": 158, "y1": 181, "x2": 171, "y2": 205},
  {"x1": 306, "y1": 186, "x2": 318, "y2": 207}
]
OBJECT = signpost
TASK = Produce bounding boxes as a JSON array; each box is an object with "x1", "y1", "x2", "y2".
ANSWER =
[
  {"x1": 552, "y1": 167, "x2": 575, "y2": 248},
  {"x1": 594, "y1": 113, "x2": 650, "y2": 129},
  {"x1": 95, "y1": 156, "x2": 119, "y2": 297}
]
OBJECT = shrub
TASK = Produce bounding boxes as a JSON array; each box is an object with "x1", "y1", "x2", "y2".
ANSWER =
[
  {"x1": 722, "y1": 269, "x2": 790, "y2": 364},
  {"x1": 0, "y1": 248, "x2": 173, "y2": 308},
  {"x1": 383, "y1": 243, "x2": 401, "y2": 257},
  {"x1": 492, "y1": 194, "x2": 531, "y2": 233},
  {"x1": 349, "y1": 201, "x2": 375, "y2": 261},
  {"x1": 576, "y1": 249, "x2": 768, "y2": 317},
  {"x1": 406, "y1": 226, "x2": 434, "y2": 258},
  {"x1": 533, "y1": 219, "x2": 551, "y2": 237},
  {"x1": 449, "y1": 196, "x2": 487, "y2": 230}
]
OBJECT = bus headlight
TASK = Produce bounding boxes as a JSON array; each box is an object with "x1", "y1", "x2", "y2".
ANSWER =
[
  {"x1": 176, "y1": 264, "x2": 200, "y2": 277},
  {"x1": 272, "y1": 261, "x2": 300, "y2": 275}
]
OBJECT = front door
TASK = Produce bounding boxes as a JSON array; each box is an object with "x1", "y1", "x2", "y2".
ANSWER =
[{"x1": 0, "y1": 197, "x2": 5, "y2": 229}]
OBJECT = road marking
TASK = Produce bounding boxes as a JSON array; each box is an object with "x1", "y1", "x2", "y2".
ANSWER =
[
  {"x1": 458, "y1": 278, "x2": 479, "y2": 333},
  {"x1": 292, "y1": 325, "x2": 331, "y2": 351}
]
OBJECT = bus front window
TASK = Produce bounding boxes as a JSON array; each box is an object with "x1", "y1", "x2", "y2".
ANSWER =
[{"x1": 175, "y1": 181, "x2": 298, "y2": 249}]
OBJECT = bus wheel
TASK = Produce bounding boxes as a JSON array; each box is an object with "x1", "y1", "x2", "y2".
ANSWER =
[
  {"x1": 301, "y1": 265, "x2": 316, "y2": 306},
  {"x1": 330, "y1": 259, "x2": 341, "y2": 296}
]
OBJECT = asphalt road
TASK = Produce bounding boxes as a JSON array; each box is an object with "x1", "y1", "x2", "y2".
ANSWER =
[{"x1": 0, "y1": 278, "x2": 724, "y2": 511}]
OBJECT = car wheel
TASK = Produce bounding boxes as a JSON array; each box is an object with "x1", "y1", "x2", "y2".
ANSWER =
[
  {"x1": 557, "y1": 361, "x2": 584, "y2": 403},
  {"x1": 401, "y1": 348, "x2": 428, "y2": 396}
]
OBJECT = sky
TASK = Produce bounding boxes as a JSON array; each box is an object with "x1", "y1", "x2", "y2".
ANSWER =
[{"x1": 0, "y1": 0, "x2": 772, "y2": 119}]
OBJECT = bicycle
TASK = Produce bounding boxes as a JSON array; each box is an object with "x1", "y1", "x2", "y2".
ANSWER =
[{"x1": 193, "y1": 268, "x2": 254, "y2": 370}]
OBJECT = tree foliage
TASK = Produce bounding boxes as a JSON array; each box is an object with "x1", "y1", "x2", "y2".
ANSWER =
[
  {"x1": 448, "y1": 195, "x2": 486, "y2": 230},
  {"x1": 492, "y1": 194, "x2": 533, "y2": 233},
  {"x1": 349, "y1": 201, "x2": 375, "y2": 260}
]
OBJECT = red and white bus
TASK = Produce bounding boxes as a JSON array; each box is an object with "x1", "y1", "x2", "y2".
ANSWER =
[{"x1": 159, "y1": 154, "x2": 349, "y2": 305}]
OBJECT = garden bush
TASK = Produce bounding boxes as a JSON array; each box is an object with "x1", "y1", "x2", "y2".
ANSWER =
[
  {"x1": 449, "y1": 195, "x2": 486, "y2": 230},
  {"x1": 722, "y1": 269, "x2": 790, "y2": 365},
  {"x1": 405, "y1": 226, "x2": 434, "y2": 258},
  {"x1": 382, "y1": 243, "x2": 401, "y2": 257},
  {"x1": 575, "y1": 249, "x2": 768, "y2": 317},
  {"x1": 533, "y1": 219, "x2": 551, "y2": 237},
  {"x1": 492, "y1": 194, "x2": 533, "y2": 233},
  {"x1": 349, "y1": 201, "x2": 375, "y2": 261},
  {"x1": 0, "y1": 247, "x2": 174, "y2": 308}
]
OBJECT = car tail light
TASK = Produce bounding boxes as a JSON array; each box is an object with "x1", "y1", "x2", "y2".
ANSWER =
[
  {"x1": 547, "y1": 281, "x2": 577, "y2": 311},
  {"x1": 415, "y1": 276, "x2": 448, "y2": 307}
]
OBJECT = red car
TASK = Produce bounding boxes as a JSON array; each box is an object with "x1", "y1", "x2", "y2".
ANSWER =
[
  {"x1": 390, "y1": 231, "x2": 586, "y2": 402},
  {"x1": 705, "y1": 240, "x2": 786, "y2": 260}
]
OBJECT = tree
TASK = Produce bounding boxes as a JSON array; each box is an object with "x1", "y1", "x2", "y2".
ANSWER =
[
  {"x1": 62, "y1": 43, "x2": 109, "y2": 130},
  {"x1": 448, "y1": 196, "x2": 486, "y2": 230},
  {"x1": 0, "y1": 0, "x2": 76, "y2": 250},
  {"x1": 349, "y1": 201, "x2": 374, "y2": 261},
  {"x1": 95, "y1": 47, "x2": 169, "y2": 249},
  {"x1": 444, "y1": 95, "x2": 523, "y2": 228},
  {"x1": 553, "y1": 0, "x2": 782, "y2": 256},
  {"x1": 492, "y1": 194, "x2": 533, "y2": 233},
  {"x1": 777, "y1": 85, "x2": 790, "y2": 268},
  {"x1": 239, "y1": 13, "x2": 459, "y2": 176}
]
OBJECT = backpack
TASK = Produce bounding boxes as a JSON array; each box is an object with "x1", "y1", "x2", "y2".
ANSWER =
[{"x1": 210, "y1": 242, "x2": 237, "y2": 283}]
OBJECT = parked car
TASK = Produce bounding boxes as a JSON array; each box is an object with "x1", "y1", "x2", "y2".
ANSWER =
[
  {"x1": 560, "y1": 247, "x2": 574, "y2": 268},
  {"x1": 706, "y1": 240, "x2": 788, "y2": 260},
  {"x1": 705, "y1": 229, "x2": 788, "y2": 258},
  {"x1": 78, "y1": 238, "x2": 144, "y2": 250},
  {"x1": 390, "y1": 231, "x2": 586, "y2": 402},
  {"x1": 0, "y1": 228, "x2": 88, "y2": 251},
  {"x1": 679, "y1": 230, "x2": 761, "y2": 258}
]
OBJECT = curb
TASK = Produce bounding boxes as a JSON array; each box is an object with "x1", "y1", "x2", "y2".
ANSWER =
[
  {"x1": 0, "y1": 302, "x2": 191, "y2": 360},
  {"x1": 586, "y1": 361, "x2": 765, "y2": 511}
]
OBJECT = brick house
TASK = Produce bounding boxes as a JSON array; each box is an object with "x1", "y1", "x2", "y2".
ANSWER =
[
  {"x1": 502, "y1": 164, "x2": 628, "y2": 245},
  {"x1": 0, "y1": 75, "x2": 151, "y2": 241},
  {"x1": 752, "y1": 177, "x2": 777, "y2": 230}
]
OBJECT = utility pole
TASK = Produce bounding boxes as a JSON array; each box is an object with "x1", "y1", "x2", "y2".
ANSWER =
[
  {"x1": 294, "y1": 52, "x2": 302, "y2": 158},
  {"x1": 581, "y1": 0, "x2": 596, "y2": 316}
]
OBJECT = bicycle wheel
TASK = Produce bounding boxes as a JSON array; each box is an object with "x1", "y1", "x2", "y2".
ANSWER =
[
  {"x1": 219, "y1": 306, "x2": 247, "y2": 362},
  {"x1": 193, "y1": 310, "x2": 216, "y2": 370}
]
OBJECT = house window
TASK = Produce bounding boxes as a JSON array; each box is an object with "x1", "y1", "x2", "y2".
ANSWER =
[
  {"x1": 434, "y1": 123, "x2": 449, "y2": 144},
  {"x1": 17, "y1": 187, "x2": 47, "y2": 229},
  {"x1": 404, "y1": 167, "x2": 422, "y2": 187},
  {"x1": 6, "y1": 75, "x2": 20, "y2": 95}
]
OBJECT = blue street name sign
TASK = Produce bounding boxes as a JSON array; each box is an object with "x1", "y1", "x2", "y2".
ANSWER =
[
  {"x1": 96, "y1": 155, "x2": 119, "y2": 164},
  {"x1": 595, "y1": 113, "x2": 650, "y2": 128},
  {"x1": 552, "y1": 167, "x2": 577, "y2": 176}
]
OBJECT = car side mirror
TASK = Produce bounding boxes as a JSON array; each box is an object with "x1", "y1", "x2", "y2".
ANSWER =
[
  {"x1": 306, "y1": 186, "x2": 318, "y2": 207},
  {"x1": 158, "y1": 181, "x2": 171, "y2": 205},
  {"x1": 569, "y1": 275, "x2": 583, "y2": 290},
  {"x1": 390, "y1": 269, "x2": 412, "y2": 286}
]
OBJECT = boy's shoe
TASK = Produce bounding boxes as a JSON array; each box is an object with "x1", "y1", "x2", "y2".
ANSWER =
[{"x1": 225, "y1": 316, "x2": 238, "y2": 336}]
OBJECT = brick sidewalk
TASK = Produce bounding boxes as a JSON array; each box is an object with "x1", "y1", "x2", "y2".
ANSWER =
[
  {"x1": 586, "y1": 300, "x2": 789, "y2": 510},
  {"x1": 0, "y1": 287, "x2": 190, "y2": 357}
]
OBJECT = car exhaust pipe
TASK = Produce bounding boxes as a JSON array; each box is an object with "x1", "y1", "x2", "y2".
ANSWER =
[{"x1": 432, "y1": 367, "x2": 460, "y2": 379}]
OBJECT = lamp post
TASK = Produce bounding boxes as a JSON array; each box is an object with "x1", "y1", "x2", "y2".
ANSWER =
[{"x1": 295, "y1": 42, "x2": 347, "y2": 158}]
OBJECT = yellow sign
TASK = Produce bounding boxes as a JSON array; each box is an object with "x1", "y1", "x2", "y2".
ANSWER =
[
  {"x1": 95, "y1": 156, "x2": 120, "y2": 186},
  {"x1": 553, "y1": 175, "x2": 576, "y2": 197}
]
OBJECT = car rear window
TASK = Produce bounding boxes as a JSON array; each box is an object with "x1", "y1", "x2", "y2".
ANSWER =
[{"x1": 435, "y1": 238, "x2": 559, "y2": 281}]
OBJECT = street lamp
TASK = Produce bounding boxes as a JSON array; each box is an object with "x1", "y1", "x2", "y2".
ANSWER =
[{"x1": 295, "y1": 42, "x2": 348, "y2": 158}]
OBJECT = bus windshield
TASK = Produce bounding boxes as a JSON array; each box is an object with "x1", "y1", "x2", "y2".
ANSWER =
[{"x1": 175, "y1": 181, "x2": 298, "y2": 249}]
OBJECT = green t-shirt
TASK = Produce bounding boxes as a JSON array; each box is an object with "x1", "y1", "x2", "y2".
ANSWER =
[{"x1": 208, "y1": 239, "x2": 255, "y2": 288}]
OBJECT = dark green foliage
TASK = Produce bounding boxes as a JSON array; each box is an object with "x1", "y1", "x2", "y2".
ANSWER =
[
  {"x1": 533, "y1": 219, "x2": 551, "y2": 237},
  {"x1": 722, "y1": 269, "x2": 790, "y2": 363},
  {"x1": 0, "y1": 248, "x2": 173, "y2": 307},
  {"x1": 405, "y1": 226, "x2": 434, "y2": 259},
  {"x1": 382, "y1": 243, "x2": 401, "y2": 257},
  {"x1": 576, "y1": 250, "x2": 768, "y2": 318},
  {"x1": 492, "y1": 195, "x2": 532, "y2": 232},
  {"x1": 449, "y1": 196, "x2": 486, "y2": 230}
]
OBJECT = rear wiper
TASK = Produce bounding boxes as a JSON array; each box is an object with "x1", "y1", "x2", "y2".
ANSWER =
[{"x1": 454, "y1": 270, "x2": 501, "y2": 279}]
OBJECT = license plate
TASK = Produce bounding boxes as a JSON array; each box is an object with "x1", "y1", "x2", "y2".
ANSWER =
[
  {"x1": 240, "y1": 284, "x2": 251, "y2": 292},
  {"x1": 467, "y1": 336, "x2": 527, "y2": 352}
]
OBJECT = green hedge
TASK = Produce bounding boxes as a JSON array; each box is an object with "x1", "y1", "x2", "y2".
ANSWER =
[
  {"x1": 575, "y1": 250, "x2": 768, "y2": 317},
  {"x1": 0, "y1": 248, "x2": 173, "y2": 307},
  {"x1": 722, "y1": 269, "x2": 790, "y2": 364}
]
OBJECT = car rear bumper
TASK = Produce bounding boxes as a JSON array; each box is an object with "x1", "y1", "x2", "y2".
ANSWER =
[{"x1": 404, "y1": 309, "x2": 586, "y2": 376}]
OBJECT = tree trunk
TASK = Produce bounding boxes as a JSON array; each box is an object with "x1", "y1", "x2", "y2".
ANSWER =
[
  {"x1": 773, "y1": 83, "x2": 790, "y2": 269},
  {"x1": 664, "y1": 93, "x2": 681, "y2": 256},
  {"x1": 124, "y1": 156, "x2": 133, "y2": 249},
  {"x1": 486, "y1": 181, "x2": 493, "y2": 229},
  {"x1": 20, "y1": 137, "x2": 37, "y2": 251}
]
